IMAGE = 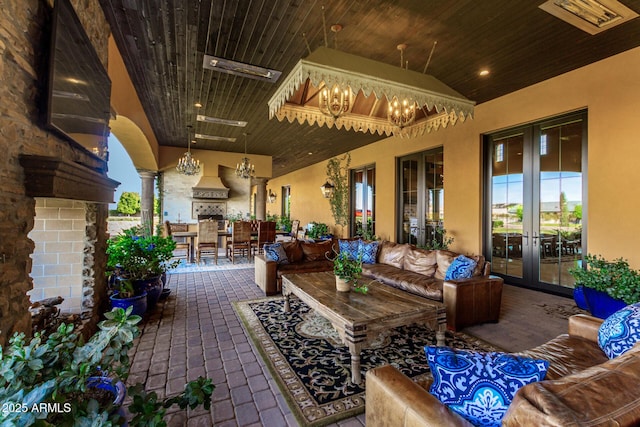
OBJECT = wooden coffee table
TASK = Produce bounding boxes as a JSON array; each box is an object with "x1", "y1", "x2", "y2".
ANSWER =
[{"x1": 281, "y1": 271, "x2": 446, "y2": 384}]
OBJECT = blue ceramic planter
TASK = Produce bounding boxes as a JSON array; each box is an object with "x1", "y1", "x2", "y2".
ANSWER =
[
  {"x1": 110, "y1": 291, "x2": 147, "y2": 316},
  {"x1": 583, "y1": 287, "x2": 627, "y2": 319},
  {"x1": 573, "y1": 285, "x2": 588, "y2": 311},
  {"x1": 132, "y1": 276, "x2": 163, "y2": 308}
]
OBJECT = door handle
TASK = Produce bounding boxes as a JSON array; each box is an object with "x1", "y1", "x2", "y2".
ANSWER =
[
  {"x1": 532, "y1": 232, "x2": 539, "y2": 246},
  {"x1": 522, "y1": 231, "x2": 529, "y2": 246}
]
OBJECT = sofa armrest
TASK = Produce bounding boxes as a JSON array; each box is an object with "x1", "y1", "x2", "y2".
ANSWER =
[
  {"x1": 254, "y1": 254, "x2": 278, "y2": 295},
  {"x1": 366, "y1": 365, "x2": 473, "y2": 427},
  {"x1": 568, "y1": 314, "x2": 603, "y2": 343},
  {"x1": 443, "y1": 275, "x2": 504, "y2": 331}
]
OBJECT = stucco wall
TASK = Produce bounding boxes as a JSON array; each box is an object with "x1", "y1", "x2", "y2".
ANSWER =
[{"x1": 268, "y1": 46, "x2": 640, "y2": 268}]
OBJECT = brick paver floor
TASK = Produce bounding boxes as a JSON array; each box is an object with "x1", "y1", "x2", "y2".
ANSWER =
[{"x1": 127, "y1": 268, "x2": 366, "y2": 426}]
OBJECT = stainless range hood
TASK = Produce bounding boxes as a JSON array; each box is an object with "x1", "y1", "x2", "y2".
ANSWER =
[{"x1": 192, "y1": 176, "x2": 230, "y2": 199}]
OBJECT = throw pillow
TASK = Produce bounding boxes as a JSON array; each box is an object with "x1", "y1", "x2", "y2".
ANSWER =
[
  {"x1": 425, "y1": 346, "x2": 549, "y2": 427},
  {"x1": 598, "y1": 302, "x2": 640, "y2": 359},
  {"x1": 445, "y1": 255, "x2": 478, "y2": 280},
  {"x1": 359, "y1": 240, "x2": 379, "y2": 264},
  {"x1": 339, "y1": 239, "x2": 361, "y2": 261},
  {"x1": 263, "y1": 243, "x2": 289, "y2": 264}
]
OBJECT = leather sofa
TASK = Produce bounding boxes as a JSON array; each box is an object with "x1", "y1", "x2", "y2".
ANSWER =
[
  {"x1": 254, "y1": 239, "x2": 334, "y2": 295},
  {"x1": 366, "y1": 314, "x2": 640, "y2": 426},
  {"x1": 362, "y1": 241, "x2": 503, "y2": 331}
]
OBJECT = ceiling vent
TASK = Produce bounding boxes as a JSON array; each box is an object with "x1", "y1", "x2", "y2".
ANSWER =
[
  {"x1": 203, "y1": 55, "x2": 282, "y2": 83},
  {"x1": 539, "y1": 0, "x2": 639, "y2": 34}
]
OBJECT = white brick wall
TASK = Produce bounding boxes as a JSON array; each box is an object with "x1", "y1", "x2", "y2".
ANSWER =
[{"x1": 28, "y1": 198, "x2": 86, "y2": 314}]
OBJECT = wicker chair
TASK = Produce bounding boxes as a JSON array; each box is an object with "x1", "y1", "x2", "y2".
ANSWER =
[
  {"x1": 252, "y1": 221, "x2": 276, "y2": 255},
  {"x1": 196, "y1": 220, "x2": 218, "y2": 264},
  {"x1": 164, "y1": 221, "x2": 190, "y2": 262},
  {"x1": 226, "y1": 221, "x2": 252, "y2": 263}
]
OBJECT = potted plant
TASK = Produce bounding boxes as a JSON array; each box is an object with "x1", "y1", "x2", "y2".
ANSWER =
[
  {"x1": 569, "y1": 254, "x2": 640, "y2": 318},
  {"x1": 109, "y1": 277, "x2": 148, "y2": 316},
  {"x1": 307, "y1": 222, "x2": 331, "y2": 240},
  {"x1": 107, "y1": 226, "x2": 179, "y2": 308},
  {"x1": 332, "y1": 251, "x2": 367, "y2": 293},
  {"x1": 0, "y1": 307, "x2": 214, "y2": 426}
]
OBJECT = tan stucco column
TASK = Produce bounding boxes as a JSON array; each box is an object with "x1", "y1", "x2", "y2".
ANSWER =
[
  {"x1": 253, "y1": 177, "x2": 267, "y2": 221},
  {"x1": 139, "y1": 170, "x2": 156, "y2": 235}
]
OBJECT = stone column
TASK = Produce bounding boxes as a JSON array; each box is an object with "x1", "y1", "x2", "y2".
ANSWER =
[
  {"x1": 253, "y1": 177, "x2": 268, "y2": 221},
  {"x1": 139, "y1": 170, "x2": 156, "y2": 235}
]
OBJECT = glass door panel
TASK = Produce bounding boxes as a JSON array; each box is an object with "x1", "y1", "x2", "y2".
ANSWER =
[
  {"x1": 490, "y1": 134, "x2": 524, "y2": 279},
  {"x1": 401, "y1": 159, "x2": 419, "y2": 244},
  {"x1": 536, "y1": 120, "x2": 583, "y2": 288}
]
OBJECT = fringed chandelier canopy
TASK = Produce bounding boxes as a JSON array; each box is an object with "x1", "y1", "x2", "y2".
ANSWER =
[
  {"x1": 268, "y1": 47, "x2": 475, "y2": 138},
  {"x1": 176, "y1": 129, "x2": 201, "y2": 175}
]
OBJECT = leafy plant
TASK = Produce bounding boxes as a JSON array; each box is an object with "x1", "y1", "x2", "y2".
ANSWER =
[
  {"x1": 419, "y1": 228, "x2": 454, "y2": 250},
  {"x1": 326, "y1": 153, "x2": 351, "y2": 232},
  {"x1": 107, "y1": 226, "x2": 178, "y2": 281},
  {"x1": 307, "y1": 222, "x2": 330, "y2": 239},
  {"x1": 278, "y1": 215, "x2": 292, "y2": 232},
  {"x1": 332, "y1": 251, "x2": 368, "y2": 293},
  {"x1": 0, "y1": 307, "x2": 214, "y2": 426},
  {"x1": 569, "y1": 254, "x2": 640, "y2": 304}
]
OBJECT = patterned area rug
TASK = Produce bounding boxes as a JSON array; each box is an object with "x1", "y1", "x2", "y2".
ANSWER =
[{"x1": 234, "y1": 296, "x2": 501, "y2": 427}]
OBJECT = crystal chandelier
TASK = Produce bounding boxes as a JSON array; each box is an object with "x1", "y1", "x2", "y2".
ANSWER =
[
  {"x1": 387, "y1": 96, "x2": 417, "y2": 130},
  {"x1": 318, "y1": 84, "x2": 351, "y2": 119},
  {"x1": 236, "y1": 133, "x2": 255, "y2": 179},
  {"x1": 176, "y1": 129, "x2": 201, "y2": 175}
]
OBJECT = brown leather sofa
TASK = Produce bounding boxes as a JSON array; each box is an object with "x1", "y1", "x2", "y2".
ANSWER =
[
  {"x1": 254, "y1": 239, "x2": 334, "y2": 295},
  {"x1": 366, "y1": 314, "x2": 640, "y2": 426},
  {"x1": 362, "y1": 241, "x2": 503, "y2": 331}
]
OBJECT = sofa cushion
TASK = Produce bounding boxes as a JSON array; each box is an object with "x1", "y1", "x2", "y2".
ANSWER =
[
  {"x1": 338, "y1": 239, "x2": 361, "y2": 261},
  {"x1": 360, "y1": 240, "x2": 379, "y2": 264},
  {"x1": 276, "y1": 260, "x2": 333, "y2": 277},
  {"x1": 378, "y1": 241, "x2": 409, "y2": 269},
  {"x1": 282, "y1": 241, "x2": 304, "y2": 263},
  {"x1": 469, "y1": 255, "x2": 486, "y2": 277},
  {"x1": 263, "y1": 242, "x2": 289, "y2": 264},
  {"x1": 301, "y1": 240, "x2": 333, "y2": 261},
  {"x1": 435, "y1": 250, "x2": 459, "y2": 279},
  {"x1": 404, "y1": 246, "x2": 437, "y2": 277},
  {"x1": 445, "y1": 255, "x2": 478, "y2": 280},
  {"x1": 598, "y1": 302, "x2": 640, "y2": 359},
  {"x1": 362, "y1": 263, "x2": 443, "y2": 300},
  {"x1": 503, "y1": 343, "x2": 640, "y2": 427},
  {"x1": 426, "y1": 346, "x2": 549, "y2": 427}
]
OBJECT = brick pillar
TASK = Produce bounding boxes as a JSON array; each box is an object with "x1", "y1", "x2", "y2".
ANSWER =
[{"x1": 139, "y1": 170, "x2": 156, "y2": 235}]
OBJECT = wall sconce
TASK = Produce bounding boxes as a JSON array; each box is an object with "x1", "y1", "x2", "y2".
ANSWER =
[
  {"x1": 268, "y1": 190, "x2": 277, "y2": 203},
  {"x1": 320, "y1": 180, "x2": 335, "y2": 198}
]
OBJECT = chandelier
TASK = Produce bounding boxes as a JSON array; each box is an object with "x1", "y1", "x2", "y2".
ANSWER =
[
  {"x1": 318, "y1": 84, "x2": 351, "y2": 119},
  {"x1": 236, "y1": 133, "x2": 255, "y2": 179},
  {"x1": 387, "y1": 96, "x2": 417, "y2": 129},
  {"x1": 176, "y1": 130, "x2": 201, "y2": 175}
]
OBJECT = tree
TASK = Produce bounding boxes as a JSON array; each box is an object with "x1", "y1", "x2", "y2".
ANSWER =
[
  {"x1": 117, "y1": 191, "x2": 141, "y2": 216},
  {"x1": 560, "y1": 191, "x2": 569, "y2": 227}
]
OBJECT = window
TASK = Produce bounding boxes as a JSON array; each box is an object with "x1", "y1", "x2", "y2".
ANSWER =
[{"x1": 350, "y1": 165, "x2": 375, "y2": 238}]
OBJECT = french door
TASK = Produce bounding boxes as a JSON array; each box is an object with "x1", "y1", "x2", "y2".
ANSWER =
[
  {"x1": 398, "y1": 148, "x2": 444, "y2": 246},
  {"x1": 484, "y1": 112, "x2": 587, "y2": 295},
  {"x1": 350, "y1": 165, "x2": 376, "y2": 238}
]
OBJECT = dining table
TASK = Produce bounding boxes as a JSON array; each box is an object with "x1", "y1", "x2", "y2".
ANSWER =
[{"x1": 172, "y1": 229, "x2": 290, "y2": 263}]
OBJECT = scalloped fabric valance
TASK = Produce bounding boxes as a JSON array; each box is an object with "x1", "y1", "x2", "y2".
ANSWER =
[{"x1": 268, "y1": 47, "x2": 475, "y2": 137}]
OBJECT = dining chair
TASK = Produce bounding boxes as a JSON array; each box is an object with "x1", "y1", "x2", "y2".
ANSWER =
[
  {"x1": 164, "y1": 221, "x2": 190, "y2": 262},
  {"x1": 196, "y1": 220, "x2": 218, "y2": 264},
  {"x1": 227, "y1": 221, "x2": 252, "y2": 263},
  {"x1": 290, "y1": 219, "x2": 301, "y2": 240},
  {"x1": 252, "y1": 221, "x2": 277, "y2": 255}
]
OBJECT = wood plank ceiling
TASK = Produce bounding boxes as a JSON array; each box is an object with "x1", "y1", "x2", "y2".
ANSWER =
[{"x1": 99, "y1": 0, "x2": 640, "y2": 177}]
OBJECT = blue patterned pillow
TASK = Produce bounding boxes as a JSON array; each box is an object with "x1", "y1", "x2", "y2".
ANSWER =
[
  {"x1": 338, "y1": 239, "x2": 361, "y2": 261},
  {"x1": 598, "y1": 303, "x2": 640, "y2": 359},
  {"x1": 263, "y1": 243, "x2": 289, "y2": 264},
  {"x1": 425, "y1": 346, "x2": 548, "y2": 427},
  {"x1": 445, "y1": 255, "x2": 478, "y2": 280},
  {"x1": 359, "y1": 241, "x2": 379, "y2": 264}
]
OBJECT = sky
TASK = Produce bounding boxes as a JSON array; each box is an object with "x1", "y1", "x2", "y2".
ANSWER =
[{"x1": 107, "y1": 134, "x2": 141, "y2": 209}]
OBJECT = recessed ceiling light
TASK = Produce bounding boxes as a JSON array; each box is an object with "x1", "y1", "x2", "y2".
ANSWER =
[
  {"x1": 194, "y1": 102, "x2": 202, "y2": 108},
  {"x1": 308, "y1": 152, "x2": 313, "y2": 155},
  {"x1": 479, "y1": 69, "x2": 490, "y2": 77},
  {"x1": 194, "y1": 133, "x2": 237, "y2": 142},
  {"x1": 203, "y1": 54, "x2": 282, "y2": 83},
  {"x1": 196, "y1": 114, "x2": 247, "y2": 127}
]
